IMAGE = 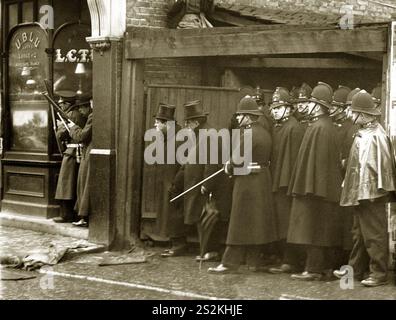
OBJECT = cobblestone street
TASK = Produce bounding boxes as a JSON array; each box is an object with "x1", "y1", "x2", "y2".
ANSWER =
[{"x1": 1, "y1": 226, "x2": 396, "y2": 300}]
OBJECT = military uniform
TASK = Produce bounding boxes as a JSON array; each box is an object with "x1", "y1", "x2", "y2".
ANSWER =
[
  {"x1": 70, "y1": 112, "x2": 92, "y2": 219},
  {"x1": 53, "y1": 91, "x2": 87, "y2": 222}
]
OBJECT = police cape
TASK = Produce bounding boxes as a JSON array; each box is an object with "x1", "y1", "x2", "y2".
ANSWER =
[
  {"x1": 287, "y1": 116, "x2": 343, "y2": 247},
  {"x1": 340, "y1": 122, "x2": 396, "y2": 206}
]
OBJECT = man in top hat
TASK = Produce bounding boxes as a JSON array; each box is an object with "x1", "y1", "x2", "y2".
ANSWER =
[
  {"x1": 208, "y1": 96, "x2": 278, "y2": 273},
  {"x1": 53, "y1": 91, "x2": 87, "y2": 223},
  {"x1": 151, "y1": 103, "x2": 186, "y2": 256},
  {"x1": 162, "y1": 100, "x2": 221, "y2": 258},
  {"x1": 267, "y1": 87, "x2": 306, "y2": 274},
  {"x1": 287, "y1": 82, "x2": 344, "y2": 281},
  {"x1": 334, "y1": 90, "x2": 396, "y2": 287}
]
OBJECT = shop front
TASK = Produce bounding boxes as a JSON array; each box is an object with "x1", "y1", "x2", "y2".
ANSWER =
[{"x1": 0, "y1": 0, "x2": 91, "y2": 218}]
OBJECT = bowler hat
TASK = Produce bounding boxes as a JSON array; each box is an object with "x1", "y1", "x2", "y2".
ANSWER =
[
  {"x1": 269, "y1": 87, "x2": 292, "y2": 110},
  {"x1": 154, "y1": 102, "x2": 176, "y2": 121},
  {"x1": 236, "y1": 95, "x2": 263, "y2": 116},
  {"x1": 183, "y1": 100, "x2": 209, "y2": 120},
  {"x1": 55, "y1": 90, "x2": 77, "y2": 102},
  {"x1": 309, "y1": 82, "x2": 333, "y2": 109},
  {"x1": 332, "y1": 85, "x2": 351, "y2": 107},
  {"x1": 345, "y1": 88, "x2": 361, "y2": 106},
  {"x1": 351, "y1": 90, "x2": 381, "y2": 116},
  {"x1": 297, "y1": 83, "x2": 313, "y2": 102}
]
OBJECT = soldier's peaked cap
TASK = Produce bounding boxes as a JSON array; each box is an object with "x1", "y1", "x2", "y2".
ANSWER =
[{"x1": 55, "y1": 90, "x2": 77, "y2": 102}]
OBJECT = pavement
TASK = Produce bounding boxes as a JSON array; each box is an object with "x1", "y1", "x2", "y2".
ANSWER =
[{"x1": 1, "y1": 226, "x2": 396, "y2": 300}]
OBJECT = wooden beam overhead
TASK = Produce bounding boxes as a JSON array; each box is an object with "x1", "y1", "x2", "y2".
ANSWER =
[
  {"x1": 346, "y1": 51, "x2": 383, "y2": 62},
  {"x1": 125, "y1": 25, "x2": 387, "y2": 60},
  {"x1": 217, "y1": 57, "x2": 381, "y2": 69},
  {"x1": 209, "y1": 11, "x2": 270, "y2": 27}
]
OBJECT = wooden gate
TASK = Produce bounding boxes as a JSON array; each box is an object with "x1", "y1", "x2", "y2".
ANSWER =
[{"x1": 141, "y1": 85, "x2": 242, "y2": 227}]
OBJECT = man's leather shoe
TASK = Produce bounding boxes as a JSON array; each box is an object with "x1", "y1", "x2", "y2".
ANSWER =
[
  {"x1": 161, "y1": 245, "x2": 187, "y2": 257},
  {"x1": 269, "y1": 264, "x2": 295, "y2": 274},
  {"x1": 207, "y1": 264, "x2": 236, "y2": 274},
  {"x1": 291, "y1": 271, "x2": 323, "y2": 281},
  {"x1": 361, "y1": 277, "x2": 388, "y2": 287}
]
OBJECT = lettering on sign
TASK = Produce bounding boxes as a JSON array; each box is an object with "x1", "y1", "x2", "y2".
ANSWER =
[
  {"x1": 14, "y1": 32, "x2": 41, "y2": 50},
  {"x1": 54, "y1": 49, "x2": 93, "y2": 63}
]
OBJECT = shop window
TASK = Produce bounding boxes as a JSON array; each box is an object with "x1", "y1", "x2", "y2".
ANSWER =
[
  {"x1": 53, "y1": 23, "x2": 92, "y2": 99},
  {"x1": 8, "y1": 25, "x2": 48, "y2": 152},
  {"x1": 7, "y1": 3, "x2": 19, "y2": 31},
  {"x1": 22, "y1": 1, "x2": 34, "y2": 23}
]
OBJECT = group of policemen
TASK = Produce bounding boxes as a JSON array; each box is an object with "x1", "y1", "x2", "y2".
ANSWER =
[
  {"x1": 154, "y1": 80, "x2": 396, "y2": 288},
  {"x1": 52, "y1": 91, "x2": 93, "y2": 228}
]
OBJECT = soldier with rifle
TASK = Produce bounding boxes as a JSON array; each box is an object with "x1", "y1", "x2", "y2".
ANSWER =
[{"x1": 50, "y1": 91, "x2": 88, "y2": 223}]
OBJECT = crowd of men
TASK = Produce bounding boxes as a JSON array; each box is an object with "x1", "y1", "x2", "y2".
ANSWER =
[{"x1": 153, "y1": 81, "x2": 396, "y2": 288}]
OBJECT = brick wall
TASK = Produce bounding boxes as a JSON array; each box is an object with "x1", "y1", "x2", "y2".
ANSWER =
[
  {"x1": 126, "y1": 0, "x2": 202, "y2": 85},
  {"x1": 125, "y1": 0, "x2": 396, "y2": 86},
  {"x1": 217, "y1": 0, "x2": 396, "y2": 22}
]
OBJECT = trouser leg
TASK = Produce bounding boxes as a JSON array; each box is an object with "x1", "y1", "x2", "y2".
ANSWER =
[
  {"x1": 358, "y1": 201, "x2": 389, "y2": 280},
  {"x1": 283, "y1": 243, "x2": 306, "y2": 270},
  {"x1": 348, "y1": 211, "x2": 371, "y2": 279},
  {"x1": 305, "y1": 245, "x2": 332, "y2": 274}
]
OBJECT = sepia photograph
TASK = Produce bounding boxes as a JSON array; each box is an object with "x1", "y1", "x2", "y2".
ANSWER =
[{"x1": 0, "y1": 0, "x2": 396, "y2": 309}]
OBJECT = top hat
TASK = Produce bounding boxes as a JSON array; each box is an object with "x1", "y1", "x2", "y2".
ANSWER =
[
  {"x1": 269, "y1": 87, "x2": 292, "y2": 110},
  {"x1": 183, "y1": 100, "x2": 209, "y2": 120},
  {"x1": 351, "y1": 90, "x2": 381, "y2": 116},
  {"x1": 55, "y1": 90, "x2": 77, "y2": 102},
  {"x1": 332, "y1": 85, "x2": 351, "y2": 107},
  {"x1": 309, "y1": 82, "x2": 333, "y2": 109},
  {"x1": 154, "y1": 102, "x2": 176, "y2": 121},
  {"x1": 345, "y1": 88, "x2": 361, "y2": 106},
  {"x1": 235, "y1": 95, "x2": 263, "y2": 116},
  {"x1": 297, "y1": 83, "x2": 313, "y2": 102}
]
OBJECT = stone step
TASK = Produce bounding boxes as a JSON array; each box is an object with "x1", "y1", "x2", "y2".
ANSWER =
[{"x1": 0, "y1": 212, "x2": 89, "y2": 240}]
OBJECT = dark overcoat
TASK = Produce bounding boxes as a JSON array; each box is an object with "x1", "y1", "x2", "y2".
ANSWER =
[
  {"x1": 333, "y1": 118, "x2": 358, "y2": 250},
  {"x1": 287, "y1": 115, "x2": 343, "y2": 247},
  {"x1": 271, "y1": 116, "x2": 305, "y2": 239},
  {"x1": 55, "y1": 109, "x2": 87, "y2": 200},
  {"x1": 70, "y1": 113, "x2": 92, "y2": 217},
  {"x1": 183, "y1": 121, "x2": 219, "y2": 225},
  {"x1": 226, "y1": 122, "x2": 278, "y2": 245},
  {"x1": 155, "y1": 125, "x2": 186, "y2": 238}
]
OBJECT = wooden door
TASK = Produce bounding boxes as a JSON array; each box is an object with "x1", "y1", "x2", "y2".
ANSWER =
[{"x1": 141, "y1": 84, "x2": 242, "y2": 220}]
